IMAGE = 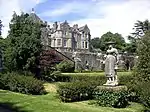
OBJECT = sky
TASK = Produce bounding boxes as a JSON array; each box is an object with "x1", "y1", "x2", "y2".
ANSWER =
[{"x1": 0, "y1": 0, "x2": 150, "y2": 41}]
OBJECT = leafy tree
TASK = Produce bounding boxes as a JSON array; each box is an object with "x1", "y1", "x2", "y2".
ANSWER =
[
  {"x1": 126, "y1": 19, "x2": 150, "y2": 54},
  {"x1": 124, "y1": 36, "x2": 137, "y2": 53},
  {"x1": 135, "y1": 31, "x2": 150, "y2": 80},
  {"x1": 99, "y1": 32, "x2": 126, "y2": 51},
  {"x1": 90, "y1": 37, "x2": 101, "y2": 49},
  {"x1": 132, "y1": 20, "x2": 150, "y2": 38},
  {"x1": 6, "y1": 12, "x2": 42, "y2": 72}
]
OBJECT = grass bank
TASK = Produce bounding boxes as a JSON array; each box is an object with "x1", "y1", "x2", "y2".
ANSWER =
[{"x1": 0, "y1": 89, "x2": 145, "y2": 112}]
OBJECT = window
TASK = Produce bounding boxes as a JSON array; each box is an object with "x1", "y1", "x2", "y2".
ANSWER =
[
  {"x1": 82, "y1": 42, "x2": 84, "y2": 48},
  {"x1": 57, "y1": 39, "x2": 61, "y2": 46},
  {"x1": 85, "y1": 42, "x2": 88, "y2": 48},
  {"x1": 64, "y1": 39, "x2": 67, "y2": 47}
]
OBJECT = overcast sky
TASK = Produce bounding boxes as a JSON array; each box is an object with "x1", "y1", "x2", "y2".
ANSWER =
[{"x1": 0, "y1": 0, "x2": 150, "y2": 41}]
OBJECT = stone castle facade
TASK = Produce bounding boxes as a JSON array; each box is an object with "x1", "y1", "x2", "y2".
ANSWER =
[
  {"x1": 49, "y1": 21, "x2": 91, "y2": 53},
  {"x1": 29, "y1": 9, "x2": 134, "y2": 71},
  {"x1": 30, "y1": 9, "x2": 91, "y2": 53}
]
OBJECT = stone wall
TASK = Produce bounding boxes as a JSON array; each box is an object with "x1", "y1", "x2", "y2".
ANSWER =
[{"x1": 59, "y1": 50, "x2": 137, "y2": 71}]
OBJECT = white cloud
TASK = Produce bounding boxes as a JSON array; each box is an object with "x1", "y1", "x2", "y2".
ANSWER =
[
  {"x1": 38, "y1": 0, "x2": 150, "y2": 42},
  {"x1": 61, "y1": 0, "x2": 150, "y2": 42},
  {"x1": 0, "y1": 0, "x2": 47, "y2": 38}
]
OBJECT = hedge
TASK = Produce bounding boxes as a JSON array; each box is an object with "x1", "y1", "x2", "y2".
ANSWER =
[
  {"x1": 55, "y1": 73, "x2": 133, "y2": 86},
  {"x1": 57, "y1": 81, "x2": 96, "y2": 102},
  {"x1": 56, "y1": 60, "x2": 74, "y2": 73},
  {"x1": 57, "y1": 72, "x2": 134, "y2": 104},
  {"x1": 93, "y1": 90, "x2": 129, "y2": 108},
  {"x1": 0, "y1": 72, "x2": 46, "y2": 95}
]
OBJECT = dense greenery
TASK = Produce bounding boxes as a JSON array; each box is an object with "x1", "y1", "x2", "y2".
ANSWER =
[
  {"x1": 39, "y1": 50, "x2": 63, "y2": 76},
  {"x1": 57, "y1": 72, "x2": 133, "y2": 105},
  {"x1": 132, "y1": 20, "x2": 150, "y2": 38},
  {"x1": 126, "y1": 19, "x2": 150, "y2": 53},
  {"x1": 55, "y1": 72, "x2": 133, "y2": 86},
  {"x1": 0, "y1": 72, "x2": 46, "y2": 95},
  {"x1": 94, "y1": 90, "x2": 128, "y2": 108},
  {"x1": 91, "y1": 32, "x2": 126, "y2": 52},
  {"x1": 135, "y1": 31, "x2": 150, "y2": 80},
  {"x1": 56, "y1": 60, "x2": 74, "y2": 73},
  {"x1": 128, "y1": 31, "x2": 150, "y2": 110},
  {"x1": 57, "y1": 81, "x2": 95, "y2": 102},
  {"x1": 5, "y1": 12, "x2": 42, "y2": 72}
]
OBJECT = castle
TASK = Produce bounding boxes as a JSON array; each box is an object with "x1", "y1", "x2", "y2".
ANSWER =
[
  {"x1": 49, "y1": 21, "x2": 91, "y2": 53},
  {"x1": 29, "y1": 9, "x2": 91, "y2": 53},
  {"x1": 29, "y1": 9, "x2": 103, "y2": 71}
]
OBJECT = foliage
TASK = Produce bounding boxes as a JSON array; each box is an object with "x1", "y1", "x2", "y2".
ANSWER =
[
  {"x1": 93, "y1": 90, "x2": 129, "y2": 108},
  {"x1": 126, "y1": 19, "x2": 150, "y2": 53},
  {"x1": 57, "y1": 81, "x2": 96, "y2": 102},
  {"x1": 124, "y1": 36, "x2": 137, "y2": 53},
  {"x1": 128, "y1": 79, "x2": 150, "y2": 108},
  {"x1": 56, "y1": 60, "x2": 74, "y2": 73},
  {"x1": 39, "y1": 49, "x2": 63, "y2": 75},
  {"x1": 90, "y1": 37, "x2": 101, "y2": 49},
  {"x1": 135, "y1": 31, "x2": 150, "y2": 80},
  {"x1": 91, "y1": 32, "x2": 126, "y2": 52},
  {"x1": 54, "y1": 72, "x2": 133, "y2": 87},
  {"x1": 128, "y1": 31, "x2": 150, "y2": 108},
  {"x1": 57, "y1": 72, "x2": 133, "y2": 103},
  {"x1": 132, "y1": 20, "x2": 150, "y2": 38},
  {"x1": 0, "y1": 72, "x2": 46, "y2": 95},
  {"x1": 40, "y1": 71, "x2": 62, "y2": 82},
  {"x1": 6, "y1": 12, "x2": 42, "y2": 72}
]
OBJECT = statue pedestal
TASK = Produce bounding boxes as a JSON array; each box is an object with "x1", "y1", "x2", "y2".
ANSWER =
[{"x1": 96, "y1": 85, "x2": 127, "y2": 92}]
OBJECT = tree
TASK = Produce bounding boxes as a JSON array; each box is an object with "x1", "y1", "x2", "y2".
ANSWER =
[
  {"x1": 126, "y1": 19, "x2": 150, "y2": 54},
  {"x1": 90, "y1": 37, "x2": 101, "y2": 49},
  {"x1": 124, "y1": 35, "x2": 137, "y2": 53},
  {"x1": 6, "y1": 12, "x2": 42, "y2": 72},
  {"x1": 99, "y1": 32, "x2": 126, "y2": 52},
  {"x1": 132, "y1": 20, "x2": 150, "y2": 38},
  {"x1": 135, "y1": 31, "x2": 150, "y2": 80}
]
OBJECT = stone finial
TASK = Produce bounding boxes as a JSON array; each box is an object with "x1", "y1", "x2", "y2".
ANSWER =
[
  {"x1": 57, "y1": 22, "x2": 61, "y2": 30},
  {"x1": 31, "y1": 8, "x2": 35, "y2": 13}
]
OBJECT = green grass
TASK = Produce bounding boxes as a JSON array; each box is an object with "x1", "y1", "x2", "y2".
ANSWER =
[
  {"x1": 62, "y1": 72, "x2": 132, "y2": 76},
  {"x1": 0, "y1": 89, "x2": 145, "y2": 112}
]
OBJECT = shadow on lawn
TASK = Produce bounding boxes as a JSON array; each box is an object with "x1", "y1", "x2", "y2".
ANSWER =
[{"x1": 0, "y1": 102, "x2": 32, "y2": 112}]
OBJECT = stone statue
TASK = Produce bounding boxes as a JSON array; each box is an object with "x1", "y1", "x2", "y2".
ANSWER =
[
  {"x1": 72, "y1": 52, "x2": 82, "y2": 71},
  {"x1": 103, "y1": 42, "x2": 119, "y2": 86}
]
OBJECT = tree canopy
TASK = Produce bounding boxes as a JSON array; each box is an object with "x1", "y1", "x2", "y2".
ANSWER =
[
  {"x1": 91, "y1": 32, "x2": 126, "y2": 52},
  {"x1": 126, "y1": 19, "x2": 150, "y2": 54},
  {"x1": 5, "y1": 12, "x2": 42, "y2": 72}
]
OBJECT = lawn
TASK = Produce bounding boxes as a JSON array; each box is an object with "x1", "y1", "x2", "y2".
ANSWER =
[
  {"x1": 62, "y1": 71, "x2": 132, "y2": 76},
  {"x1": 0, "y1": 72, "x2": 145, "y2": 112},
  {"x1": 0, "y1": 88, "x2": 145, "y2": 112}
]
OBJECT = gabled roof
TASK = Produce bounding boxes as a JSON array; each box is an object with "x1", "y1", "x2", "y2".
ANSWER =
[
  {"x1": 28, "y1": 8, "x2": 43, "y2": 23},
  {"x1": 78, "y1": 24, "x2": 90, "y2": 32}
]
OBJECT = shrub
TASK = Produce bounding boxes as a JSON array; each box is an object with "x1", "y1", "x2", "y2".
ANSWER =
[
  {"x1": 55, "y1": 73, "x2": 133, "y2": 87},
  {"x1": 129, "y1": 80, "x2": 150, "y2": 107},
  {"x1": 0, "y1": 72, "x2": 46, "y2": 95},
  {"x1": 93, "y1": 90, "x2": 129, "y2": 108},
  {"x1": 56, "y1": 60, "x2": 74, "y2": 73},
  {"x1": 57, "y1": 81, "x2": 96, "y2": 102},
  {"x1": 41, "y1": 71, "x2": 62, "y2": 82},
  {"x1": 135, "y1": 31, "x2": 150, "y2": 81},
  {"x1": 128, "y1": 31, "x2": 150, "y2": 109}
]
